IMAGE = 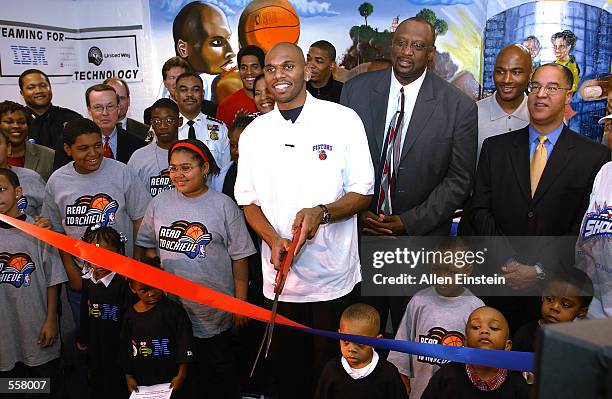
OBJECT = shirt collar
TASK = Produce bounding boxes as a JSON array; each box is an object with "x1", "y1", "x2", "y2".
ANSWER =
[
  {"x1": 81, "y1": 264, "x2": 116, "y2": 287},
  {"x1": 465, "y1": 364, "x2": 508, "y2": 391},
  {"x1": 529, "y1": 123, "x2": 564, "y2": 146},
  {"x1": 489, "y1": 92, "x2": 529, "y2": 121},
  {"x1": 180, "y1": 112, "x2": 204, "y2": 125},
  {"x1": 270, "y1": 91, "x2": 315, "y2": 125},
  {"x1": 390, "y1": 68, "x2": 427, "y2": 98},
  {"x1": 340, "y1": 350, "x2": 379, "y2": 380},
  {"x1": 103, "y1": 127, "x2": 118, "y2": 140}
]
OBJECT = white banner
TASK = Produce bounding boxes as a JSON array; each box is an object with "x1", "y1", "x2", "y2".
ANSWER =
[{"x1": 0, "y1": 21, "x2": 143, "y2": 84}]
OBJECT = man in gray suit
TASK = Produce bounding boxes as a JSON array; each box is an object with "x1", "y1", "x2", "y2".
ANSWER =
[{"x1": 340, "y1": 16, "x2": 477, "y2": 331}]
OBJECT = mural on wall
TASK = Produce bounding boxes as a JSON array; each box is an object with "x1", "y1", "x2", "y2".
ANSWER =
[{"x1": 148, "y1": 0, "x2": 611, "y2": 139}]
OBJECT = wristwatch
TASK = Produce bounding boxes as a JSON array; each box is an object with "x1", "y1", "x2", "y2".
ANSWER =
[
  {"x1": 534, "y1": 263, "x2": 546, "y2": 280},
  {"x1": 318, "y1": 204, "x2": 331, "y2": 225}
]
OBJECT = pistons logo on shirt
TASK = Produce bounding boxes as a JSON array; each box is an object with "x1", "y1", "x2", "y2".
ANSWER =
[
  {"x1": 313, "y1": 144, "x2": 332, "y2": 160},
  {"x1": 158, "y1": 220, "x2": 212, "y2": 259},
  {"x1": 417, "y1": 327, "x2": 465, "y2": 366},
  {"x1": 581, "y1": 202, "x2": 612, "y2": 240},
  {"x1": 150, "y1": 169, "x2": 173, "y2": 197},
  {"x1": 0, "y1": 252, "x2": 35, "y2": 288},
  {"x1": 65, "y1": 193, "x2": 119, "y2": 227},
  {"x1": 17, "y1": 195, "x2": 28, "y2": 214}
]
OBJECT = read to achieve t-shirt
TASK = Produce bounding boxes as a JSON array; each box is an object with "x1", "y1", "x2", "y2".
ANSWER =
[
  {"x1": 136, "y1": 188, "x2": 256, "y2": 338},
  {"x1": 42, "y1": 158, "x2": 151, "y2": 258},
  {"x1": 127, "y1": 143, "x2": 173, "y2": 198},
  {"x1": 0, "y1": 216, "x2": 68, "y2": 371}
]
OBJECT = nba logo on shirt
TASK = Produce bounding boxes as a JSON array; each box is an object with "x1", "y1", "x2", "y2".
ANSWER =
[{"x1": 0, "y1": 253, "x2": 36, "y2": 288}]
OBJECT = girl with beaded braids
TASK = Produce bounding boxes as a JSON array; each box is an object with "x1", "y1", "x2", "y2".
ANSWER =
[
  {"x1": 551, "y1": 30, "x2": 580, "y2": 92},
  {"x1": 76, "y1": 224, "x2": 136, "y2": 399},
  {"x1": 136, "y1": 139, "x2": 256, "y2": 398}
]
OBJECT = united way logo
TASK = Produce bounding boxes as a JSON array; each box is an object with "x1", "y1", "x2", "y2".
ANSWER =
[
  {"x1": 88, "y1": 46, "x2": 103, "y2": 66},
  {"x1": 312, "y1": 144, "x2": 332, "y2": 161},
  {"x1": 581, "y1": 202, "x2": 612, "y2": 240},
  {"x1": 158, "y1": 220, "x2": 212, "y2": 259},
  {"x1": 65, "y1": 193, "x2": 119, "y2": 227},
  {"x1": 0, "y1": 252, "x2": 36, "y2": 288}
]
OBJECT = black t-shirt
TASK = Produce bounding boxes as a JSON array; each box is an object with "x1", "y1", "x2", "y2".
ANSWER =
[
  {"x1": 512, "y1": 320, "x2": 540, "y2": 353},
  {"x1": 25, "y1": 104, "x2": 80, "y2": 149},
  {"x1": 307, "y1": 78, "x2": 344, "y2": 103},
  {"x1": 120, "y1": 296, "x2": 195, "y2": 386},
  {"x1": 279, "y1": 106, "x2": 304, "y2": 123},
  {"x1": 314, "y1": 355, "x2": 408, "y2": 399},
  {"x1": 421, "y1": 362, "x2": 530, "y2": 399},
  {"x1": 79, "y1": 275, "x2": 136, "y2": 369}
]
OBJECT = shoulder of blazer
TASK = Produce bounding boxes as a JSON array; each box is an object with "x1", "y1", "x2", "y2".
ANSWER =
[
  {"x1": 562, "y1": 125, "x2": 608, "y2": 153},
  {"x1": 345, "y1": 68, "x2": 391, "y2": 89}
]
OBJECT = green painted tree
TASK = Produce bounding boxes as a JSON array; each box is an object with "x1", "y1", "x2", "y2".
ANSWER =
[
  {"x1": 359, "y1": 2, "x2": 374, "y2": 27},
  {"x1": 417, "y1": 8, "x2": 448, "y2": 36}
]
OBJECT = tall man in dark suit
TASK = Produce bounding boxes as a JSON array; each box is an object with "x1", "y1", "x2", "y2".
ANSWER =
[
  {"x1": 104, "y1": 77, "x2": 150, "y2": 141},
  {"x1": 469, "y1": 63, "x2": 610, "y2": 329},
  {"x1": 53, "y1": 84, "x2": 145, "y2": 169},
  {"x1": 340, "y1": 17, "x2": 478, "y2": 332}
]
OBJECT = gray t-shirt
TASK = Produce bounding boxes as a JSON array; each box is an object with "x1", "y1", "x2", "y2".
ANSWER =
[
  {"x1": 0, "y1": 216, "x2": 68, "y2": 371},
  {"x1": 13, "y1": 166, "x2": 46, "y2": 217},
  {"x1": 387, "y1": 287, "x2": 484, "y2": 399},
  {"x1": 127, "y1": 143, "x2": 173, "y2": 197},
  {"x1": 42, "y1": 158, "x2": 150, "y2": 258},
  {"x1": 137, "y1": 188, "x2": 256, "y2": 338}
]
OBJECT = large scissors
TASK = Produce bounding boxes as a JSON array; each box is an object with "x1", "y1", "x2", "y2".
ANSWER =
[{"x1": 250, "y1": 233, "x2": 300, "y2": 377}]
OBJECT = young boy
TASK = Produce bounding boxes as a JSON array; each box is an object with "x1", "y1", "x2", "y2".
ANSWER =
[
  {"x1": 121, "y1": 257, "x2": 195, "y2": 398},
  {"x1": 387, "y1": 241, "x2": 485, "y2": 399},
  {"x1": 421, "y1": 306, "x2": 529, "y2": 398},
  {"x1": 314, "y1": 304, "x2": 408, "y2": 399},
  {"x1": 512, "y1": 269, "x2": 592, "y2": 352},
  {"x1": 127, "y1": 98, "x2": 181, "y2": 198}
]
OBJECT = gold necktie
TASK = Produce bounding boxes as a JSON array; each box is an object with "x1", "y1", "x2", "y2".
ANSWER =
[{"x1": 530, "y1": 135, "x2": 548, "y2": 197}]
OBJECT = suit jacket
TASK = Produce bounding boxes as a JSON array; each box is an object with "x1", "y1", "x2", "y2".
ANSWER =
[
  {"x1": 340, "y1": 68, "x2": 478, "y2": 235},
  {"x1": 24, "y1": 141, "x2": 55, "y2": 181},
  {"x1": 125, "y1": 118, "x2": 150, "y2": 141},
  {"x1": 143, "y1": 99, "x2": 217, "y2": 125},
  {"x1": 470, "y1": 125, "x2": 610, "y2": 237},
  {"x1": 52, "y1": 127, "x2": 146, "y2": 170}
]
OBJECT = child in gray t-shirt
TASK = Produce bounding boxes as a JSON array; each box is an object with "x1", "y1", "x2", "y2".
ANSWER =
[
  {"x1": 0, "y1": 168, "x2": 67, "y2": 397},
  {"x1": 137, "y1": 139, "x2": 255, "y2": 398}
]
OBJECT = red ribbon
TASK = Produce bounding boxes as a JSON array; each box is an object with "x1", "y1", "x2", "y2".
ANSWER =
[{"x1": 0, "y1": 214, "x2": 305, "y2": 329}]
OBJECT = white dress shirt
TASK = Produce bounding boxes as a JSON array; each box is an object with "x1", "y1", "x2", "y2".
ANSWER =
[{"x1": 178, "y1": 111, "x2": 231, "y2": 170}]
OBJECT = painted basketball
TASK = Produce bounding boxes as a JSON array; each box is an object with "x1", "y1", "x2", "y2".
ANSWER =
[
  {"x1": 238, "y1": 0, "x2": 300, "y2": 53},
  {"x1": 91, "y1": 195, "x2": 110, "y2": 210},
  {"x1": 441, "y1": 333, "x2": 464, "y2": 347},
  {"x1": 9, "y1": 255, "x2": 29, "y2": 271},
  {"x1": 185, "y1": 225, "x2": 204, "y2": 240}
]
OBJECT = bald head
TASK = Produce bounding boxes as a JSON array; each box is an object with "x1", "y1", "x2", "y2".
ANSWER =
[
  {"x1": 493, "y1": 44, "x2": 532, "y2": 109},
  {"x1": 465, "y1": 306, "x2": 512, "y2": 351},
  {"x1": 264, "y1": 42, "x2": 308, "y2": 110},
  {"x1": 266, "y1": 42, "x2": 305, "y2": 66}
]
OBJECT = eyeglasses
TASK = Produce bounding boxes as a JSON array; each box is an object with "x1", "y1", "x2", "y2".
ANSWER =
[
  {"x1": 552, "y1": 44, "x2": 569, "y2": 51},
  {"x1": 392, "y1": 40, "x2": 432, "y2": 52},
  {"x1": 91, "y1": 104, "x2": 117, "y2": 114},
  {"x1": 527, "y1": 83, "x2": 571, "y2": 96},
  {"x1": 151, "y1": 117, "x2": 178, "y2": 126},
  {"x1": 168, "y1": 164, "x2": 198, "y2": 174}
]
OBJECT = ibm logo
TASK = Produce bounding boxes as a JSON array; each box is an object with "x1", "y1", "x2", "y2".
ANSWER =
[{"x1": 10, "y1": 45, "x2": 48, "y2": 66}]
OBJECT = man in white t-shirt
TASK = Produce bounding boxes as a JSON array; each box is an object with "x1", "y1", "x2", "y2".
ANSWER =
[{"x1": 234, "y1": 42, "x2": 374, "y2": 398}]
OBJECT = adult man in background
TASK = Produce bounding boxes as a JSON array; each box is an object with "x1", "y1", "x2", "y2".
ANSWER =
[
  {"x1": 19, "y1": 69, "x2": 80, "y2": 150},
  {"x1": 103, "y1": 77, "x2": 150, "y2": 141},
  {"x1": 306, "y1": 40, "x2": 343, "y2": 103},
  {"x1": 340, "y1": 17, "x2": 477, "y2": 333}
]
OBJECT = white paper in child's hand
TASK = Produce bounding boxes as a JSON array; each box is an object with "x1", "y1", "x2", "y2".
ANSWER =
[{"x1": 128, "y1": 383, "x2": 173, "y2": 399}]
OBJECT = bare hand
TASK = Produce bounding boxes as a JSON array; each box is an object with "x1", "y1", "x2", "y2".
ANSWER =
[
  {"x1": 502, "y1": 260, "x2": 538, "y2": 290},
  {"x1": 270, "y1": 236, "x2": 292, "y2": 271},
  {"x1": 38, "y1": 318, "x2": 58, "y2": 347},
  {"x1": 169, "y1": 373, "x2": 186, "y2": 390},
  {"x1": 292, "y1": 206, "x2": 324, "y2": 255},
  {"x1": 34, "y1": 216, "x2": 52, "y2": 230},
  {"x1": 126, "y1": 375, "x2": 138, "y2": 393},
  {"x1": 361, "y1": 211, "x2": 405, "y2": 235},
  {"x1": 233, "y1": 314, "x2": 249, "y2": 328}
]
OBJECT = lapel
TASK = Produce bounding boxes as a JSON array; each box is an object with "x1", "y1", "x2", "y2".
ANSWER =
[
  {"x1": 370, "y1": 69, "x2": 392, "y2": 157},
  {"x1": 400, "y1": 71, "x2": 437, "y2": 162},
  {"x1": 532, "y1": 126, "x2": 573, "y2": 204},
  {"x1": 23, "y1": 141, "x2": 40, "y2": 171},
  {"x1": 116, "y1": 128, "x2": 127, "y2": 162},
  {"x1": 509, "y1": 127, "x2": 532, "y2": 202}
]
